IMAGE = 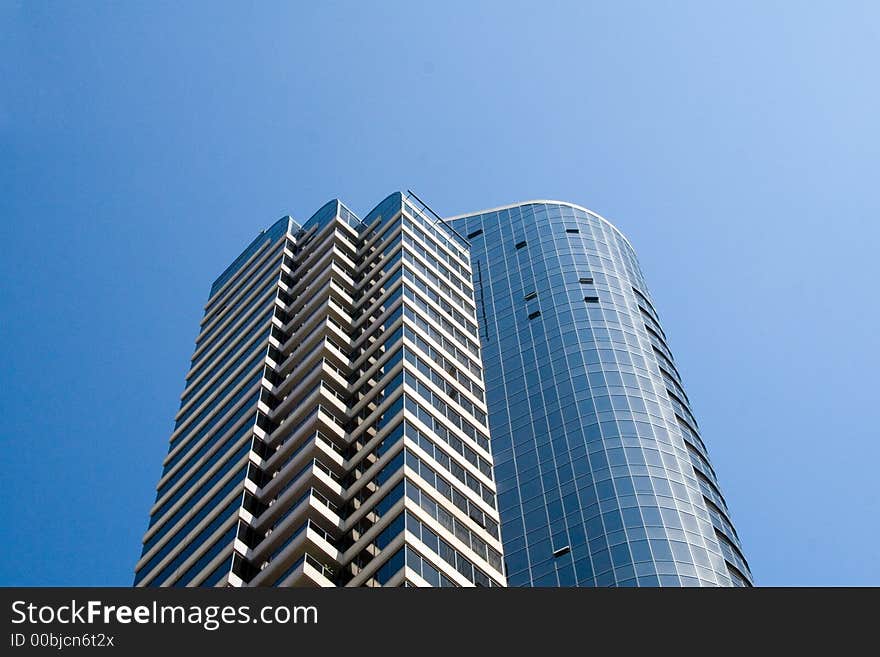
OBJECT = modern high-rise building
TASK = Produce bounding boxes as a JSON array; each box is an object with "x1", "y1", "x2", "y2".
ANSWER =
[
  {"x1": 446, "y1": 201, "x2": 752, "y2": 587},
  {"x1": 135, "y1": 192, "x2": 752, "y2": 588},
  {"x1": 134, "y1": 193, "x2": 505, "y2": 587}
]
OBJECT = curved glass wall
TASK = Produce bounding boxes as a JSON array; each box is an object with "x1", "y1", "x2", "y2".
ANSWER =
[{"x1": 448, "y1": 201, "x2": 752, "y2": 587}]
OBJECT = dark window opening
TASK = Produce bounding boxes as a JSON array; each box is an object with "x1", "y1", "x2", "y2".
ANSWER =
[
  {"x1": 584, "y1": 296, "x2": 599, "y2": 303},
  {"x1": 528, "y1": 310, "x2": 541, "y2": 320},
  {"x1": 524, "y1": 291, "x2": 537, "y2": 301},
  {"x1": 553, "y1": 545, "x2": 571, "y2": 558},
  {"x1": 515, "y1": 241, "x2": 527, "y2": 250},
  {"x1": 579, "y1": 277, "x2": 593, "y2": 284},
  {"x1": 565, "y1": 228, "x2": 579, "y2": 234},
  {"x1": 467, "y1": 229, "x2": 484, "y2": 239}
]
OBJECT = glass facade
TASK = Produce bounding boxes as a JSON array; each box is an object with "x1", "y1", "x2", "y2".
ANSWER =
[
  {"x1": 447, "y1": 201, "x2": 753, "y2": 587},
  {"x1": 135, "y1": 194, "x2": 505, "y2": 588}
]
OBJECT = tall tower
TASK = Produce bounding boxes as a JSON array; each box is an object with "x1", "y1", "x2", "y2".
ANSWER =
[
  {"x1": 134, "y1": 193, "x2": 505, "y2": 587},
  {"x1": 447, "y1": 201, "x2": 752, "y2": 587}
]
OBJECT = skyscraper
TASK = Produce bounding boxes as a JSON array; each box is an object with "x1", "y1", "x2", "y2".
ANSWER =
[
  {"x1": 136, "y1": 192, "x2": 752, "y2": 588},
  {"x1": 447, "y1": 201, "x2": 752, "y2": 587},
  {"x1": 135, "y1": 193, "x2": 505, "y2": 587}
]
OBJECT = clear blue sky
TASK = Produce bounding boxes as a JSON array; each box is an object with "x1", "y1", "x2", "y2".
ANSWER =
[{"x1": 1, "y1": 1, "x2": 878, "y2": 586}]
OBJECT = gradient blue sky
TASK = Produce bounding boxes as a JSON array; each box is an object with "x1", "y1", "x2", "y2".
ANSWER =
[{"x1": 2, "y1": 1, "x2": 878, "y2": 586}]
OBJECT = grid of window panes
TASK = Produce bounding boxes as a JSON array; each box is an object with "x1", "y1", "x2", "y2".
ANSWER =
[
  {"x1": 448, "y1": 202, "x2": 752, "y2": 587},
  {"x1": 352, "y1": 193, "x2": 504, "y2": 587}
]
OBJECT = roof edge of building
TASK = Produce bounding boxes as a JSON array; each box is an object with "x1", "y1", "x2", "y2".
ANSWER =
[{"x1": 445, "y1": 199, "x2": 634, "y2": 252}]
